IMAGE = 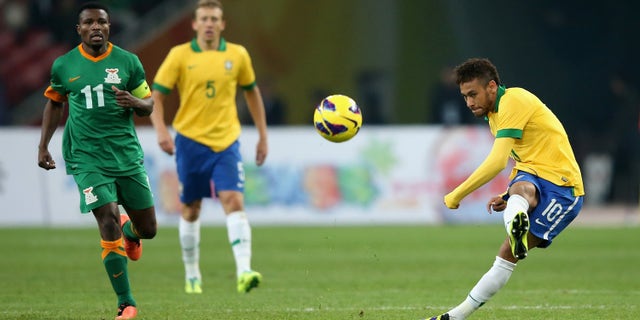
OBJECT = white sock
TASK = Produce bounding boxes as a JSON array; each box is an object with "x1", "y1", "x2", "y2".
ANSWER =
[
  {"x1": 179, "y1": 217, "x2": 201, "y2": 281},
  {"x1": 226, "y1": 211, "x2": 252, "y2": 277},
  {"x1": 503, "y1": 194, "x2": 529, "y2": 233},
  {"x1": 448, "y1": 256, "x2": 516, "y2": 319}
]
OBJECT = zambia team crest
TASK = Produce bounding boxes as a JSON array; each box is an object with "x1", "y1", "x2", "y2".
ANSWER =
[
  {"x1": 104, "y1": 68, "x2": 122, "y2": 84},
  {"x1": 83, "y1": 186, "x2": 98, "y2": 205}
]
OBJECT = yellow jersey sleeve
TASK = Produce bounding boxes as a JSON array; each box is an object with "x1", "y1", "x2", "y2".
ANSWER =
[
  {"x1": 152, "y1": 46, "x2": 182, "y2": 94},
  {"x1": 444, "y1": 137, "x2": 515, "y2": 208},
  {"x1": 237, "y1": 45, "x2": 256, "y2": 89}
]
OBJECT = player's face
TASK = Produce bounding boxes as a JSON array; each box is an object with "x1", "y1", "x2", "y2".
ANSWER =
[
  {"x1": 459, "y1": 79, "x2": 498, "y2": 118},
  {"x1": 77, "y1": 9, "x2": 110, "y2": 50},
  {"x1": 193, "y1": 7, "x2": 225, "y2": 43}
]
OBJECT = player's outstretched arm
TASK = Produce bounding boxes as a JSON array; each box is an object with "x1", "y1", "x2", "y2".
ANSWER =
[{"x1": 444, "y1": 137, "x2": 515, "y2": 209}]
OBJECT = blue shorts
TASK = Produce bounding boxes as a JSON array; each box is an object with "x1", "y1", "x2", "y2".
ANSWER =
[
  {"x1": 506, "y1": 171, "x2": 583, "y2": 248},
  {"x1": 175, "y1": 133, "x2": 245, "y2": 204}
]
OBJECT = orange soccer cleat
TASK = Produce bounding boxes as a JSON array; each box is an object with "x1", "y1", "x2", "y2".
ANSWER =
[
  {"x1": 115, "y1": 303, "x2": 137, "y2": 319},
  {"x1": 120, "y1": 214, "x2": 142, "y2": 261}
]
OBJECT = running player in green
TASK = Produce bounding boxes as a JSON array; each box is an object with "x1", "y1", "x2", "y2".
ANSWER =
[
  {"x1": 426, "y1": 58, "x2": 585, "y2": 320},
  {"x1": 150, "y1": 0, "x2": 268, "y2": 294},
  {"x1": 37, "y1": 2, "x2": 156, "y2": 319}
]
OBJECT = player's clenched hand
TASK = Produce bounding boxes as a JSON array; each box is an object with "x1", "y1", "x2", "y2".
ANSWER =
[
  {"x1": 38, "y1": 148, "x2": 56, "y2": 170},
  {"x1": 487, "y1": 196, "x2": 506, "y2": 213},
  {"x1": 112, "y1": 85, "x2": 136, "y2": 108},
  {"x1": 444, "y1": 193, "x2": 460, "y2": 209}
]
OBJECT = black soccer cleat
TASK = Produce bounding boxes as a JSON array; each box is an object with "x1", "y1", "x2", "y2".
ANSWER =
[{"x1": 509, "y1": 211, "x2": 530, "y2": 260}]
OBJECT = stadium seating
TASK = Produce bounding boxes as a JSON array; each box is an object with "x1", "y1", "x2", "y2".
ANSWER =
[{"x1": 0, "y1": 28, "x2": 70, "y2": 108}]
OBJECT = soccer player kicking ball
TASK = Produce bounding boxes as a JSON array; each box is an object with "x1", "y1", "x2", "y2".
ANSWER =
[
  {"x1": 37, "y1": 2, "x2": 157, "y2": 319},
  {"x1": 426, "y1": 58, "x2": 584, "y2": 320}
]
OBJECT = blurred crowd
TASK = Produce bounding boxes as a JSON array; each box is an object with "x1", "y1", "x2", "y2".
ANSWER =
[
  {"x1": 0, "y1": 0, "x2": 637, "y2": 206},
  {"x1": 0, "y1": 0, "x2": 158, "y2": 124}
]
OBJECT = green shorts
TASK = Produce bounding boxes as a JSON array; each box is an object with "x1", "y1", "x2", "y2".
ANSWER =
[{"x1": 73, "y1": 171, "x2": 154, "y2": 213}]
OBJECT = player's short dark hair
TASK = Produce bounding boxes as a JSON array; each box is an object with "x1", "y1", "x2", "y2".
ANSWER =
[
  {"x1": 78, "y1": 2, "x2": 111, "y2": 22},
  {"x1": 454, "y1": 58, "x2": 501, "y2": 86}
]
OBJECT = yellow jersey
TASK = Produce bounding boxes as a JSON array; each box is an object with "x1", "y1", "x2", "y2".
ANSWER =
[
  {"x1": 153, "y1": 38, "x2": 256, "y2": 151},
  {"x1": 489, "y1": 86, "x2": 584, "y2": 196}
]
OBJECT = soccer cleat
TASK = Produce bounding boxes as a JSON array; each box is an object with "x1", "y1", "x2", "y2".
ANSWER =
[
  {"x1": 509, "y1": 211, "x2": 530, "y2": 260},
  {"x1": 120, "y1": 214, "x2": 142, "y2": 261},
  {"x1": 115, "y1": 302, "x2": 137, "y2": 320},
  {"x1": 185, "y1": 277, "x2": 203, "y2": 294},
  {"x1": 237, "y1": 270, "x2": 262, "y2": 293},
  {"x1": 423, "y1": 313, "x2": 450, "y2": 320}
]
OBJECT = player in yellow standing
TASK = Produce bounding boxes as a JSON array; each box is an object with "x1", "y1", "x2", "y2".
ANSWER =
[
  {"x1": 426, "y1": 58, "x2": 584, "y2": 320},
  {"x1": 149, "y1": 0, "x2": 268, "y2": 294}
]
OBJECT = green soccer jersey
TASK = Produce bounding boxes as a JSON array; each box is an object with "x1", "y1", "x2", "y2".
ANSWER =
[{"x1": 45, "y1": 43, "x2": 151, "y2": 176}]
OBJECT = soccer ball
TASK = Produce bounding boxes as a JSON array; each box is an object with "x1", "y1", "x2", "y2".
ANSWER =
[{"x1": 313, "y1": 94, "x2": 362, "y2": 143}]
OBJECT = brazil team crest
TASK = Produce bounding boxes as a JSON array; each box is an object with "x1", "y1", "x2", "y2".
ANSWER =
[{"x1": 224, "y1": 60, "x2": 233, "y2": 75}]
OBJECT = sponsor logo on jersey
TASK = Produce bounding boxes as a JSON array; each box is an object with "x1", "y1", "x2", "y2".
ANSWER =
[
  {"x1": 104, "y1": 68, "x2": 122, "y2": 84},
  {"x1": 224, "y1": 60, "x2": 233, "y2": 71},
  {"x1": 68, "y1": 76, "x2": 81, "y2": 82}
]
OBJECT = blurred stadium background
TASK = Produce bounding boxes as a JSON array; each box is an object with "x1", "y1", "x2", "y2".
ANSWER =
[{"x1": 0, "y1": 0, "x2": 638, "y2": 223}]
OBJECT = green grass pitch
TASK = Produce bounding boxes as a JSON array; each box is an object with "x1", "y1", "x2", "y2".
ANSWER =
[{"x1": 1, "y1": 224, "x2": 639, "y2": 319}]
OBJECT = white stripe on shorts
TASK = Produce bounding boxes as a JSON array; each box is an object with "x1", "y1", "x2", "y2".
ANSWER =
[{"x1": 543, "y1": 196, "x2": 580, "y2": 240}]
